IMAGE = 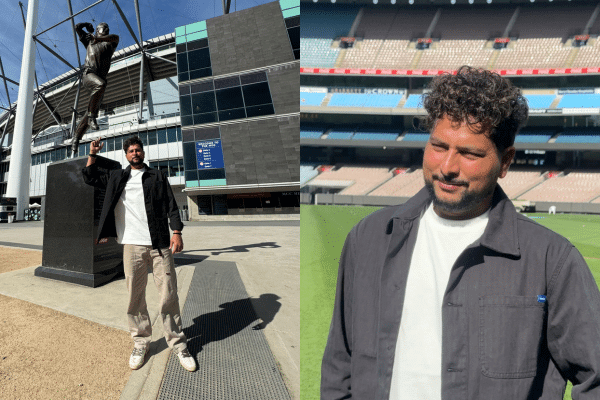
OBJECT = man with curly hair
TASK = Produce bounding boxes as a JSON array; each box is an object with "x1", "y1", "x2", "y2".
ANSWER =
[{"x1": 321, "y1": 66, "x2": 600, "y2": 399}]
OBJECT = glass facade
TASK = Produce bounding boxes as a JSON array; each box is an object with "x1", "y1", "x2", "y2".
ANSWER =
[
  {"x1": 176, "y1": 21, "x2": 212, "y2": 83},
  {"x1": 279, "y1": 0, "x2": 300, "y2": 59},
  {"x1": 178, "y1": 70, "x2": 275, "y2": 128}
]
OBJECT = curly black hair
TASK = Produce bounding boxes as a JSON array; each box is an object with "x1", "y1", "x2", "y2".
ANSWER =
[
  {"x1": 422, "y1": 66, "x2": 528, "y2": 152},
  {"x1": 123, "y1": 136, "x2": 143, "y2": 153}
]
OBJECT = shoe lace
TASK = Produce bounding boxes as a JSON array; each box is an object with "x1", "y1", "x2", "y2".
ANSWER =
[
  {"x1": 132, "y1": 348, "x2": 145, "y2": 357},
  {"x1": 179, "y1": 349, "x2": 191, "y2": 358}
]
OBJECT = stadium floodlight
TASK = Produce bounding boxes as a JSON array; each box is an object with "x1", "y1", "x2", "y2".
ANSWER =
[
  {"x1": 468, "y1": 0, "x2": 474, "y2": 3},
  {"x1": 486, "y1": 0, "x2": 492, "y2": 3},
  {"x1": 391, "y1": 0, "x2": 396, "y2": 4},
  {"x1": 409, "y1": 0, "x2": 414, "y2": 4},
  {"x1": 451, "y1": 0, "x2": 456, "y2": 3},
  {"x1": 373, "y1": 0, "x2": 378, "y2": 4},
  {"x1": 331, "y1": 0, "x2": 336, "y2": 3}
]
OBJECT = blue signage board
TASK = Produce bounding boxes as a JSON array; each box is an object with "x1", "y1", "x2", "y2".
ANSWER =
[{"x1": 195, "y1": 140, "x2": 225, "y2": 170}]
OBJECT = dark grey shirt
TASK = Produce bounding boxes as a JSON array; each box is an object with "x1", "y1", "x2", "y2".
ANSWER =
[{"x1": 321, "y1": 186, "x2": 600, "y2": 400}]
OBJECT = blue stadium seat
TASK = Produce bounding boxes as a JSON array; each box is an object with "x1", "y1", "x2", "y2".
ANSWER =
[
  {"x1": 555, "y1": 130, "x2": 600, "y2": 143},
  {"x1": 403, "y1": 94, "x2": 424, "y2": 109},
  {"x1": 300, "y1": 38, "x2": 340, "y2": 68},
  {"x1": 300, "y1": 92, "x2": 327, "y2": 106},
  {"x1": 352, "y1": 132, "x2": 399, "y2": 141},
  {"x1": 300, "y1": 130, "x2": 323, "y2": 139},
  {"x1": 514, "y1": 135, "x2": 551, "y2": 143},
  {"x1": 328, "y1": 93, "x2": 365, "y2": 107},
  {"x1": 524, "y1": 95, "x2": 555, "y2": 109},
  {"x1": 557, "y1": 94, "x2": 600, "y2": 108},
  {"x1": 403, "y1": 132, "x2": 430, "y2": 141},
  {"x1": 326, "y1": 131, "x2": 354, "y2": 139},
  {"x1": 363, "y1": 94, "x2": 403, "y2": 108},
  {"x1": 514, "y1": 130, "x2": 554, "y2": 143}
]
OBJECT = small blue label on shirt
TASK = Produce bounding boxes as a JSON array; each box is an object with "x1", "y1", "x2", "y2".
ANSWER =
[{"x1": 537, "y1": 295, "x2": 546, "y2": 303}]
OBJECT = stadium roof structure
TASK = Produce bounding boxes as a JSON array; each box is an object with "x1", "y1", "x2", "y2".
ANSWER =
[{"x1": 0, "y1": 0, "x2": 242, "y2": 149}]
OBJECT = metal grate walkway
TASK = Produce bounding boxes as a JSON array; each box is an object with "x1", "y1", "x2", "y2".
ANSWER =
[{"x1": 157, "y1": 260, "x2": 290, "y2": 400}]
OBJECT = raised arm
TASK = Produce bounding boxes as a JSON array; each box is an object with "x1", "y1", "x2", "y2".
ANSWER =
[
  {"x1": 81, "y1": 138, "x2": 109, "y2": 189},
  {"x1": 75, "y1": 22, "x2": 94, "y2": 46}
]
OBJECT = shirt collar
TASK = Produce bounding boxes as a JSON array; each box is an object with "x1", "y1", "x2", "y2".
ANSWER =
[{"x1": 387, "y1": 185, "x2": 520, "y2": 257}]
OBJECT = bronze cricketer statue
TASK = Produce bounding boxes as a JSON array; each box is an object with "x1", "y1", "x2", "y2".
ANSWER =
[{"x1": 71, "y1": 22, "x2": 119, "y2": 156}]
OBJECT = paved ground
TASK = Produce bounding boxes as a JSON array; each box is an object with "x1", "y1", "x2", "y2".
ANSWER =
[{"x1": 0, "y1": 218, "x2": 299, "y2": 399}]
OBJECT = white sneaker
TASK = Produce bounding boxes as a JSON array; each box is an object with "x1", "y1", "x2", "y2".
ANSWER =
[
  {"x1": 129, "y1": 346, "x2": 148, "y2": 370},
  {"x1": 176, "y1": 348, "x2": 197, "y2": 372}
]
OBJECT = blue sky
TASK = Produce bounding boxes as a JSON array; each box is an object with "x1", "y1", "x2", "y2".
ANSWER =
[{"x1": 0, "y1": 0, "x2": 275, "y2": 109}]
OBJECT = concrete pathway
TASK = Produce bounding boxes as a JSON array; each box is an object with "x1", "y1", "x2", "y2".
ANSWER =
[{"x1": 0, "y1": 218, "x2": 299, "y2": 399}]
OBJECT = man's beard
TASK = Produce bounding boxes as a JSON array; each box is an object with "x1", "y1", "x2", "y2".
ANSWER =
[
  {"x1": 424, "y1": 175, "x2": 496, "y2": 216},
  {"x1": 128, "y1": 156, "x2": 144, "y2": 168}
]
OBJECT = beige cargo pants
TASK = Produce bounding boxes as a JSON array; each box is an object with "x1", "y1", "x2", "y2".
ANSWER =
[{"x1": 123, "y1": 244, "x2": 187, "y2": 352}]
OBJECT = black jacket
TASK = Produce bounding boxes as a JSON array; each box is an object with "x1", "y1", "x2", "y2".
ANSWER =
[
  {"x1": 82, "y1": 163, "x2": 183, "y2": 249},
  {"x1": 321, "y1": 186, "x2": 600, "y2": 400}
]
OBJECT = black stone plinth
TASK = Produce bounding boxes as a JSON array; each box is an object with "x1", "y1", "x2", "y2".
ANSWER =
[{"x1": 36, "y1": 156, "x2": 123, "y2": 287}]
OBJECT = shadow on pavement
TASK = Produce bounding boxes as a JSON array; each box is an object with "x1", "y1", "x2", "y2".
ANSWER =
[
  {"x1": 183, "y1": 293, "x2": 282, "y2": 354},
  {"x1": 173, "y1": 254, "x2": 209, "y2": 266},
  {"x1": 194, "y1": 242, "x2": 281, "y2": 255}
]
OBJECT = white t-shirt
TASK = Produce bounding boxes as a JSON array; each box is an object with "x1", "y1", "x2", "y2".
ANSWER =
[
  {"x1": 114, "y1": 168, "x2": 152, "y2": 245},
  {"x1": 389, "y1": 203, "x2": 489, "y2": 400}
]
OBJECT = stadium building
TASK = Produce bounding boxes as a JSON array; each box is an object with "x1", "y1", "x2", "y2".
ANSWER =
[
  {"x1": 300, "y1": 0, "x2": 600, "y2": 214},
  {"x1": 0, "y1": 0, "x2": 300, "y2": 221}
]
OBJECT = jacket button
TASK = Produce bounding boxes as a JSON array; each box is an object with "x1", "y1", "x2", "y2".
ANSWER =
[{"x1": 387, "y1": 346, "x2": 393, "y2": 350}]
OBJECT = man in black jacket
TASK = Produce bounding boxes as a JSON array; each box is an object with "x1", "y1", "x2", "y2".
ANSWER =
[
  {"x1": 82, "y1": 136, "x2": 197, "y2": 372},
  {"x1": 321, "y1": 67, "x2": 600, "y2": 399}
]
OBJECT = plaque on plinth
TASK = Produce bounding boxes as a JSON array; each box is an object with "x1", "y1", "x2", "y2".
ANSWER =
[{"x1": 35, "y1": 155, "x2": 123, "y2": 287}]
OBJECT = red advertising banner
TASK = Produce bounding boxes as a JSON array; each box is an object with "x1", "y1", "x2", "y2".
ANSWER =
[{"x1": 300, "y1": 67, "x2": 600, "y2": 77}]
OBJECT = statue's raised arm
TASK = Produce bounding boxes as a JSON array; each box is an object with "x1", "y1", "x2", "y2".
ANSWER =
[{"x1": 71, "y1": 22, "x2": 119, "y2": 156}]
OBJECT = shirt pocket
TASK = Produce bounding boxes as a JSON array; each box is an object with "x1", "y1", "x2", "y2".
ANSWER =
[{"x1": 479, "y1": 295, "x2": 546, "y2": 379}]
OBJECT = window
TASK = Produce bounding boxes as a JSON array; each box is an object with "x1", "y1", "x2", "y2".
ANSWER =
[
  {"x1": 242, "y1": 82, "x2": 272, "y2": 107},
  {"x1": 137, "y1": 131, "x2": 148, "y2": 146},
  {"x1": 287, "y1": 26, "x2": 300, "y2": 59},
  {"x1": 198, "y1": 168, "x2": 225, "y2": 180},
  {"x1": 169, "y1": 159, "x2": 181, "y2": 177},
  {"x1": 246, "y1": 103, "x2": 274, "y2": 118},
  {"x1": 182, "y1": 129, "x2": 195, "y2": 143},
  {"x1": 157, "y1": 129, "x2": 167, "y2": 144},
  {"x1": 177, "y1": 53, "x2": 188, "y2": 73},
  {"x1": 195, "y1": 126, "x2": 220, "y2": 141},
  {"x1": 167, "y1": 127, "x2": 177, "y2": 143},
  {"x1": 187, "y1": 48, "x2": 211, "y2": 70},
  {"x1": 178, "y1": 68, "x2": 275, "y2": 127},
  {"x1": 180, "y1": 95, "x2": 192, "y2": 116},
  {"x1": 194, "y1": 112, "x2": 218, "y2": 125},
  {"x1": 215, "y1": 87, "x2": 244, "y2": 111},
  {"x1": 183, "y1": 142, "x2": 197, "y2": 170},
  {"x1": 192, "y1": 91, "x2": 217, "y2": 114},
  {"x1": 147, "y1": 130, "x2": 157, "y2": 145},
  {"x1": 115, "y1": 136, "x2": 123, "y2": 151},
  {"x1": 218, "y1": 108, "x2": 246, "y2": 121}
]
